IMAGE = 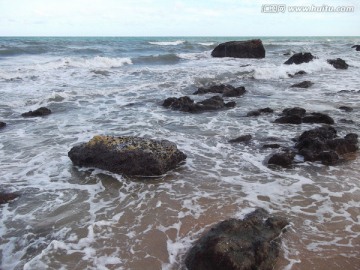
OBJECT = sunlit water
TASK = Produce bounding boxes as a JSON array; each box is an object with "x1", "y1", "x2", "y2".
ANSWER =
[{"x1": 0, "y1": 37, "x2": 360, "y2": 269}]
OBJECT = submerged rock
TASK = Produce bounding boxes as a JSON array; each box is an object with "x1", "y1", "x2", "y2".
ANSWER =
[
  {"x1": 211, "y1": 39, "x2": 265, "y2": 59},
  {"x1": 229, "y1": 134, "x2": 252, "y2": 143},
  {"x1": 288, "y1": 70, "x2": 307, "y2": 78},
  {"x1": 246, "y1": 107, "x2": 274, "y2": 117},
  {"x1": 21, "y1": 107, "x2": 52, "y2": 117},
  {"x1": 0, "y1": 121, "x2": 6, "y2": 129},
  {"x1": 194, "y1": 84, "x2": 246, "y2": 97},
  {"x1": 284, "y1": 52, "x2": 315, "y2": 65},
  {"x1": 291, "y1": 81, "x2": 314, "y2": 88},
  {"x1": 0, "y1": 192, "x2": 19, "y2": 205},
  {"x1": 185, "y1": 208, "x2": 288, "y2": 270},
  {"x1": 327, "y1": 58, "x2": 349, "y2": 69},
  {"x1": 163, "y1": 95, "x2": 235, "y2": 113},
  {"x1": 68, "y1": 135, "x2": 187, "y2": 176}
]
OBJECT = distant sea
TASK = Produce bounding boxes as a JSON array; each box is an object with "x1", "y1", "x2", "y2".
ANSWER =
[{"x1": 1, "y1": 36, "x2": 360, "y2": 269}]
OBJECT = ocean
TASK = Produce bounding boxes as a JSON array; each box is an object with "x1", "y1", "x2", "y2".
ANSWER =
[{"x1": 0, "y1": 36, "x2": 359, "y2": 269}]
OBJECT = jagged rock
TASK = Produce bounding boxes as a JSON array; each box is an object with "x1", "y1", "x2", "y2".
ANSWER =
[
  {"x1": 352, "y1": 45, "x2": 360, "y2": 51},
  {"x1": 327, "y1": 58, "x2": 349, "y2": 69},
  {"x1": 0, "y1": 122, "x2": 6, "y2": 129},
  {"x1": 21, "y1": 107, "x2": 52, "y2": 117},
  {"x1": 291, "y1": 81, "x2": 314, "y2": 88},
  {"x1": 211, "y1": 39, "x2": 265, "y2": 59},
  {"x1": 229, "y1": 134, "x2": 252, "y2": 143},
  {"x1": 185, "y1": 208, "x2": 288, "y2": 270},
  {"x1": 339, "y1": 106, "x2": 353, "y2": 112},
  {"x1": 0, "y1": 192, "x2": 19, "y2": 205},
  {"x1": 284, "y1": 52, "x2": 315, "y2": 65},
  {"x1": 68, "y1": 135, "x2": 187, "y2": 176},
  {"x1": 302, "y1": 112, "x2": 334, "y2": 124},
  {"x1": 194, "y1": 84, "x2": 246, "y2": 97},
  {"x1": 246, "y1": 107, "x2": 274, "y2": 117},
  {"x1": 268, "y1": 150, "x2": 296, "y2": 167},
  {"x1": 163, "y1": 95, "x2": 235, "y2": 113}
]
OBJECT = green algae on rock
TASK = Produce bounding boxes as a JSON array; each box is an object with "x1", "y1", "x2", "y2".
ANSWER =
[{"x1": 68, "y1": 135, "x2": 187, "y2": 176}]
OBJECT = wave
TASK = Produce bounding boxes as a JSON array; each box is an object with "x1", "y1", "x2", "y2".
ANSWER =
[
  {"x1": 72, "y1": 48, "x2": 104, "y2": 55},
  {"x1": 197, "y1": 42, "x2": 215, "y2": 46},
  {"x1": 132, "y1": 53, "x2": 181, "y2": 65},
  {"x1": 148, "y1": 40, "x2": 185, "y2": 46},
  {"x1": 63, "y1": 56, "x2": 132, "y2": 69},
  {"x1": 0, "y1": 46, "x2": 48, "y2": 57},
  {"x1": 253, "y1": 59, "x2": 335, "y2": 80}
]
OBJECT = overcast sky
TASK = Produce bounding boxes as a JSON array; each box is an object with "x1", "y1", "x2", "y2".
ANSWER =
[{"x1": 0, "y1": 0, "x2": 359, "y2": 36}]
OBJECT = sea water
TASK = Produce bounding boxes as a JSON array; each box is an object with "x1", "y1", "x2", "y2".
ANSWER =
[{"x1": 0, "y1": 36, "x2": 360, "y2": 269}]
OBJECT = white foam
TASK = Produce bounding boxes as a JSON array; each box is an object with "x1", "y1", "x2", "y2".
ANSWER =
[
  {"x1": 149, "y1": 40, "x2": 185, "y2": 46},
  {"x1": 197, "y1": 42, "x2": 215, "y2": 46}
]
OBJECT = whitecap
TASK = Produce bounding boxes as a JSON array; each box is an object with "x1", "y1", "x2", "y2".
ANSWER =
[{"x1": 148, "y1": 40, "x2": 185, "y2": 46}]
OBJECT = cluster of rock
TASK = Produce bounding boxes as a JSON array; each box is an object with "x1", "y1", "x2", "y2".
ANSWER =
[
  {"x1": 185, "y1": 208, "x2": 288, "y2": 270},
  {"x1": 268, "y1": 126, "x2": 358, "y2": 167},
  {"x1": 274, "y1": 107, "x2": 334, "y2": 125},
  {"x1": 283, "y1": 52, "x2": 349, "y2": 70},
  {"x1": 193, "y1": 84, "x2": 246, "y2": 97},
  {"x1": 162, "y1": 83, "x2": 246, "y2": 114},
  {"x1": 163, "y1": 95, "x2": 236, "y2": 113}
]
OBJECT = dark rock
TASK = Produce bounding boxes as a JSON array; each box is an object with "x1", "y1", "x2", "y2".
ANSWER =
[
  {"x1": 0, "y1": 121, "x2": 6, "y2": 129},
  {"x1": 163, "y1": 95, "x2": 235, "y2": 113},
  {"x1": 315, "y1": 151, "x2": 340, "y2": 165},
  {"x1": 352, "y1": 45, "x2": 360, "y2": 51},
  {"x1": 339, "y1": 106, "x2": 353, "y2": 112},
  {"x1": 268, "y1": 150, "x2": 296, "y2": 167},
  {"x1": 211, "y1": 39, "x2": 265, "y2": 59},
  {"x1": 282, "y1": 107, "x2": 306, "y2": 117},
  {"x1": 275, "y1": 115, "x2": 302, "y2": 124},
  {"x1": 263, "y1": 144, "x2": 281, "y2": 149},
  {"x1": 291, "y1": 81, "x2": 314, "y2": 88},
  {"x1": 339, "y1": 119, "x2": 354, "y2": 124},
  {"x1": 283, "y1": 52, "x2": 291, "y2": 56},
  {"x1": 296, "y1": 126, "x2": 357, "y2": 165},
  {"x1": 21, "y1": 107, "x2": 52, "y2": 117},
  {"x1": 185, "y1": 208, "x2": 288, "y2": 270},
  {"x1": 302, "y1": 112, "x2": 334, "y2": 124},
  {"x1": 194, "y1": 84, "x2": 246, "y2": 97},
  {"x1": 229, "y1": 134, "x2": 252, "y2": 143},
  {"x1": 0, "y1": 192, "x2": 19, "y2": 205},
  {"x1": 295, "y1": 70, "x2": 307, "y2": 76},
  {"x1": 246, "y1": 107, "x2": 274, "y2": 117},
  {"x1": 284, "y1": 52, "x2": 315, "y2": 65},
  {"x1": 68, "y1": 135, "x2": 187, "y2": 176},
  {"x1": 327, "y1": 58, "x2": 349, "y2": 70}
]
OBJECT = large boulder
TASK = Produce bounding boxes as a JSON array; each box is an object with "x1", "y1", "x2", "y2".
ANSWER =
[
  {"x1": 327, "y1": 58, "x2": 349, "y2": 69},
  {"x1": 194, "y1": 84, "x2": 246, "y2": 97},
  {"x1": 21, "y1": 107, "x2": 51, "y2": 117},
  {"x1": 185, "y1": 208, "x2": 288, "y2": 270},
  {"x1": 163, "y1": 95, "x2": 235, "y2": 113},
  {"x1": 284, "y1": 52, "x2": 315, "y2": 65},
  {"x1": 68, "y1": 135, "x2": 187, "y2": 176},
  {"x1": 211, "y1": 39, "x2": 265, "y2": 59}
]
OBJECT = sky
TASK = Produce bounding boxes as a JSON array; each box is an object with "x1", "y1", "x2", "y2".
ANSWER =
[{"x1": 0, "y1": 0, "x2": 359, "y2": 36}]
